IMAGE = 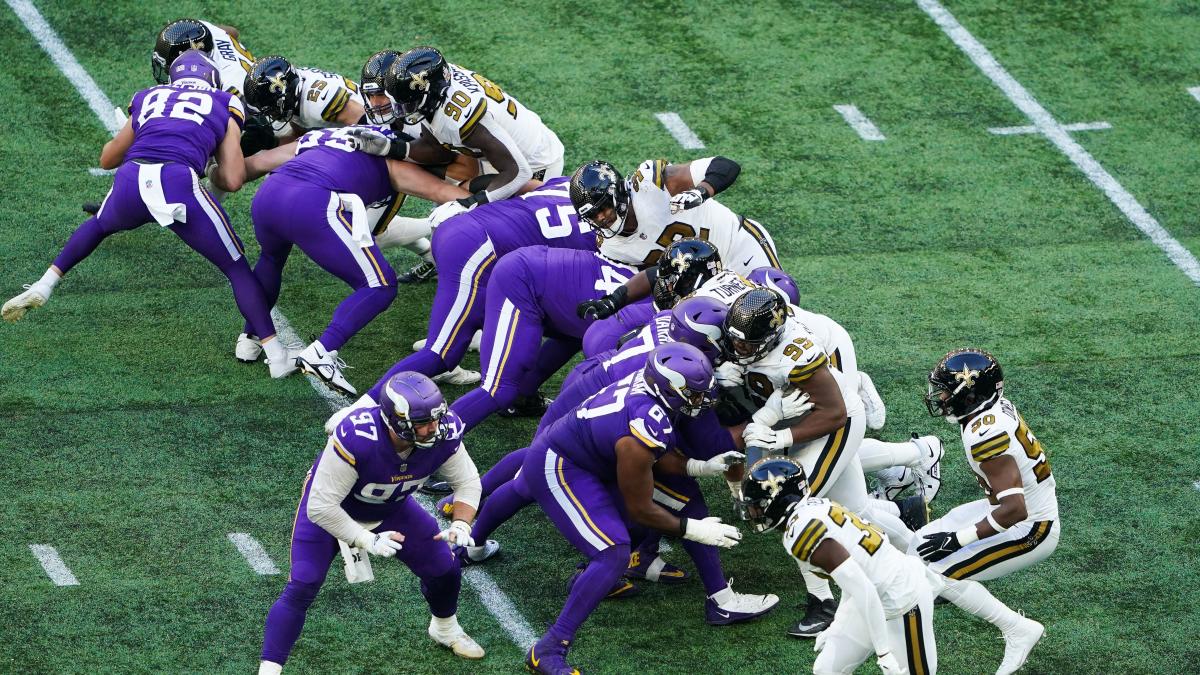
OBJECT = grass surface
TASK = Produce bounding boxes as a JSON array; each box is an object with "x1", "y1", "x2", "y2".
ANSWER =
[{"x1": 2, "y1": 0, "x2": 1200, "y2": 673}]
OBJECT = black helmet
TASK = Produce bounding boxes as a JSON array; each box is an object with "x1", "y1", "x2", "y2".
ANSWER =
[
  {"x1": 651, "y1": 239, "x2": 722, "y2": 310},
  {"x1": 383, "y1": 47, "x2": 449, "y2": 124},
  {"x1": 152, "y1": 19, "x2": 213, "y2": 85},
  {"x1": 741, "y1": 456, "x2": 809, "y2": 533},
  {"x1": 570, "y1": 161, "x2": 630, "y2": 238},
  {"x1": 361, "y1": 49, "x2": 401, "y2": 124},
  {"x1": 925, "y1": 348, "x2": 1004, "y2": 421},
  {"x1": 722, "y1": 288, "x2": 788, "y2": 365},
  {"x1": 245, "y1": 56, "x2": 301, "y2": 124}
]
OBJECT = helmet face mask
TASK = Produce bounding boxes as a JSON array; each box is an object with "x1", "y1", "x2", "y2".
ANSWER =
[
  {"x1": 570, "y1": 161, "x2": 629, "y2": 238},
  {"x1": 653, "y1": 239, "x2": 723, "y2": 309},
  {"x1": 246, "y1": 56, "x2": 301, "y2": 125},
  {"x1": 641, "y1": 343, "x2": 717, "y2": 417},
  {"x1": 721, "y1": 289, "x2": 788, "y2": 366},
  {"x1": 361, "y1": 50, "x2": 401, "y2": 125},
  {"x1": 380, "y1": 372, "x2": 450, "y2": 449},
  {"x1": 741, "y1": 456, "x2": 809, "y2": 533},
  {"x1": 924, "y1": 348, "x2": 1004, "y2": 422},
  {"x1": 152, "y1": 18, "x2": 213, "y2": 85},
  {"x1": 384, "y1": 47, "x2": 449, "y2": 125}
]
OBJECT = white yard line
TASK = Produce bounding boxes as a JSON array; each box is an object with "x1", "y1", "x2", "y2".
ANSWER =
[
  {"x1": 832, "y1": 104, "x2": 887, "y2": 141},
  {"x1": 917, "y1": 0, "x2": 1200, "y2": 285},
  {"x1": 227, "y1": 533, "x2": 282, "y2": 575},
  {"x1": 29, "y1": 544, "x2": 80, "y2": 586},
  {"x1": 1188, "y1": 86, "x2": 1200, "y2": 104},
  {"x1": 11, "y1": 0, "x2": 539, "y2": 651},
  {"x1": 655, "y1": 112, "x2": 706, "y2": 149},
  {"x1": 88, "y1": 167, "x2": 115, "y2": 176},
  {"x1": 988, "y1": 121, "x2": 1111, "y2": 136},
  {"x1": 1194, "y1": 480, "x2": 1200, "y2": 493}
]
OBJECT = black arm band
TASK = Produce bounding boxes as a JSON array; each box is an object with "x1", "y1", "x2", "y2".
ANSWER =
[
  {"x1": 456, "y1": 190, "x2": 490, "y2": 209},
  {"x1": 702, "y1": 156, "x2": 741, "y2": 195},
  {"x1": 678, "y1": 518, "x2": 688, "y2": 538},
  {"x1": 645, "y1": 267, "x2": 659, "y2": 286},
  {"x1": 386, "y1": 139, "x2": 410, "y2": 161}
]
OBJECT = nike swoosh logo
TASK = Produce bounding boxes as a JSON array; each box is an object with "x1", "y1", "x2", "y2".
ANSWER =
[
  {"x1": 530, "y1": 646, "x2": 539, "y2": 667},
  {"x1": 715, "y1": 609, "x2": 730, "y2": 618},
  {"x1": 742, "y1": 257, "x2": 754, "y2": 267}
]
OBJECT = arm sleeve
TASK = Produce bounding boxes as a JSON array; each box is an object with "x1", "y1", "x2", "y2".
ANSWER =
[
  {"x1": 688, "y1": 156, "x2": 740, "y2": 196},
  {"x1": 438, "y1": 445, "x2": 483, "y2": 509},
  {"x1": 829, "y1": 559, "x2": 891, "y2": 657},
  {"x1": 479, "y1": 118, "x2": 532, "y2": 203},
  {"x1": 306, "y1": 444, "x2": 373, "y2": 545}
]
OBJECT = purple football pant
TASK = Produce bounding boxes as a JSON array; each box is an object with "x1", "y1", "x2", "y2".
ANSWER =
[
  {"x1": 536, "y1": 357, "x2": 614, "y2": 437},
  {"x1": 581, "y1": 300, "x2": 655, "y2": 358},
  {"x1": 249, "y1": 176, "x2": 397, "y2": 351},
  {"x1": 53, "y1": 161, "x2": 276, "y2": 338},
  {"x1": 261, "y1": 489, "x2": 460, "y2": 665},
  {"x1": 520, "y1": 444, "x2": 629, "y2": 644},
  {"x1": 644, "y1": 473, "x2": 727, "y2": 595},
  {"x1": 368, "y1": 224, "x2": 497, "y2": 401}
]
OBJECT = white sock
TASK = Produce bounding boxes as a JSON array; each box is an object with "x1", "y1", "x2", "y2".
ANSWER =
[
  {"x1": 405, "y1": 237, "x2": 434, "y2": 262},
  {"x1": 802, "y1": 569, "x2": 833, "y2": 601},
  {"x1": 430, "y1": 614, "x2": 460, "y2": 635},
  {"x1": 262, "y1": 338, "x2": 287, "y2": 364},
  {"x1": 32, "y1": 268, "x2": 61, "y2": 297},
  {"x1": 257, "y1": 661, "x2": 283, "y2": 675},
  {"x1": 859, "y1": 500, "x2": 914, "y2": 551},
  {"x1": 375, "y1": 216, "x2": 431, "y2": 249},
  {"x1": 941, "y1": 578, "x2": 1023, "y2": 633},
  {"x1": 709, "y1": 583, "x2": 735, "y2": 605},
  {"x1": 858, "y1": 437, "x2": 922, "y2": 473}
]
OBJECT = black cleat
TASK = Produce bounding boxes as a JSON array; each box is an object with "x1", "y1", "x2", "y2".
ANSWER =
[
  {"x1": 82, "y1": 202, "x2": 101, "y2": 216},
  {"x1": 398, "y1": 259, "x2": 437, "y2": 283},
  {"x1": 787, "y1": 593, "x2": 838, "y2": 638},
  {"x1": 895, "y1": 494, "x2": 931, "y2": 531},
  {"x1": 419, "y1": 480, "x2": 453, "y2": 495},
  {"x1": 498, "y1": 391, "x2": 552, "y2": 418}
]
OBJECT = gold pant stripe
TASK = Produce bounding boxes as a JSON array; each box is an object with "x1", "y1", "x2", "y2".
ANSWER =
[
  {"x1": 200, "y1": 185, "x2": 244, "y2": 255},
  {"x1": 945, "y1": 520, "x2": 1054, "y2": 580},
  {"x1": 288, "y1": 471, "x2": 313, "y2": 576},
  {"x1": 739, "y1": 216, "x2": 781, "y2": 268},
  {"x1": 557, "y1": 457, "x2": 615, "y2": 546},
  {"x1": 808, "y1": 418, "x2": 851, "y2": 495},
  {"x1": 372, "y1": 193, "x2": 406, "y2": 236},
  {"x1": 652, "y1": 481, "x2": 690, "y2": 503},
  {"x1": 487, "y1": 305, "x2": 521, "y2": 396},
  {"x1": 904, "y1": 604, "x2": 930, "y2": 675},
  {"x1": 440, "y1": 252, "x2": 496, "y2": 358}
]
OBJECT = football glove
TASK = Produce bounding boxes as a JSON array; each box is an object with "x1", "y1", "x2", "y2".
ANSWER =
[
  {"x1": 743, "y1": 422, "x2": 793, "y2": 451},
  {"x1": 715, "y1": 361, "x2": 744, "y2": 388},
  {"x1": 750, "y1": 389, "x2": 812, "y2": 426},
  {"x1": 877, "y1": 652, "x2": 907, "y2": 675},
  {"x1": 916, "y1": 528, "x2": 975, "y2": 562},
  {"x1": 682, "y1": 517, "x2": 742, "y2": 548},
  {"x1": 727, "y1": 479, "x2": 749, "y2": 521},
  {"x1": 345, "y1": 127, "x2": 408, "y2": 160},
  {"x1": 428, "y1": 200, "x2": 469, "y2": 231},
  {"x1": 355, "y1": 530, "x2": 404, "y2": 557},
  {"x1": 686, "y1": 450, "x2": 745, "y2": 477},
  {"x1": 436, "y1": 519, "x2": 475, "y2": 548},
  {"x1": 577, "y1": 286, "x2": 628, "y2": 320},
  {"x1": 669, "y1": 188, "x2": 707, "y2": 214}
]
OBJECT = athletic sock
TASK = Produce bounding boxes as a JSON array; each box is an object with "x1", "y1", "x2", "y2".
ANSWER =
[
  {"x1": 858, "y1": 437, "x2": 922, "y2": 472},
  {"x1": 941, "y1": 578, "x2": 1024, "y2": 633}
]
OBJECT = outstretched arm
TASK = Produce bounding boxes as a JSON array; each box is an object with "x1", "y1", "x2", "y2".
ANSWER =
[{"x1": 99, "y1": 118, "x2": 134, "y2": 169}]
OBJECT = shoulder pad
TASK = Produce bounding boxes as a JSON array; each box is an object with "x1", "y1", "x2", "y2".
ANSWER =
[
  {"x1": 785, "y1": 515, "x2": 829, "y2": 562},
  {"x1": 328, "y1": 436, "x2": 357, "y2": 467},
  {"x1": 627, "y1": 399, "x2": 674, "y2": 449}
]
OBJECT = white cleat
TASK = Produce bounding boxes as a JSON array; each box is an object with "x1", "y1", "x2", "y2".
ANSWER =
[
  {"x1": 325, "y1": 393, "x2": 377, "y2": 434},
  {"x1": 433, "y1": 366, "x2": 481, "y2": 386},
  {"x1": 462, "y1": 540, "x2": 501, "y2": 564},
  {"x1": 267, "y1": 349, "x2": 301, "y2": 379},
  {"x1": 858, "y1": 371, "x2": 886, "y2": 430},
  {"x1": 236, "y1": 333, "x2": 263, "y2": 362},
  {"x1": 413, "y1": 338, "x2": 427, "y2": 351},
  {"x1": 296, "y1": 342, "x2": 356, "y2": 395},
  {"x1": 2, "y1": 285, "x2": 47, "y2": 322},
  {"x1": 428, "y1": 621, "x2": 485, "y2": 660},
  {"x1": 997, "y1": 617, "x2": 1044, "y2": 675},
  {"x1": 871, "y1": 466, "x2": 913, "y2": 501},
  {"x1": 911, "y1": 434, "x2": 944, "y2": 502}
]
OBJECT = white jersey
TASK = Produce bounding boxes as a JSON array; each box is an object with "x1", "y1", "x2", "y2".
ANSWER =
[
  {"x1": 423, "y1": 64, "x2": 562, "y2": 171},
  {"x1": 600, "y1": 159, "x2": 777, "y2": 272},
  {"x1": 199, "y1": 21, "x2": 254, "y2": 102},
  {"x1": 783, "y1": 497, "x2": 927, "y2": 617},
  {"x1": 961, "y1": 397, "x2": 1058, "y2": 521},
  {"x1": 688, "y1": 269, "x2": 757, "y2": 306},
  {"x1": 293, "y1": 67, "x2": 359, "y2": 131},
  {"x1": 793, "y1": 307, "x2": 856, "y2": 375}
]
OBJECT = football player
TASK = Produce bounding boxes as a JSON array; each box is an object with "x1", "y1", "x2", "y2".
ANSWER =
[
  {"x1": 243, "y1": 56, "x2": 363, "y2": 142},
  {"x1": 569, "y1": 158, "x2": 779, "y2": 273},
  {"x1": 258, "y1": 372, "x2": 493, "y2": 673},
  {"x1": 519, "y1": 344, "x2": 746, "y2": 673},
  {"x1": 912, "y1": 349, "x2": 1056, "y2": 675},
  {"x1": 743, "y1": 457, "x2": 939, "y2": 674},
  {"x1": 2, "y1": 51, "x2": 297, "y2": 379},
  {"x1": 237, "y1": 125, "x2": 470, "y2": 394}
]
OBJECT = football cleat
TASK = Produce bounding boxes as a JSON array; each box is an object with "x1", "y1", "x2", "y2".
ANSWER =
[
  {"x1": 458, "y1": 540, "x2": 501, "y2": 565},
  {"x1": 398, "y1": 259, "x2": 437, "y2": 283},
  {"x1": 525, "y1": 635, "x2": 580, "y2": 675},
  {"x1": 787, "y1": 594, "x2": 838, "y2": 638},
  {"x1": 911, "y1": 433, "x2": 944, "y2": 502},
  {"x1": 567, "y1": 565, "x2": 642, "y2": 599},
  {"x1": 433, "y1": 366, "x2": 481, "y2": 386},
  {"x1": 871, "y1": 465, "x2": 913, "y2": 501},
  {"x1": 267, "y1": 348, "x2": 301, "y2": 379},
  {"x1": 997, "y1": 617, "x2": 1044, "y2": 675},
  {"x1": 436, "y1": 494, "x2": 455, "y2": 519},
  {"x1": 412, "y1": 338, "x2": 427, "y2": 351},
  {"x1": 499, "y1": 391, "x2": 552, "y2": 418},
  {"x1": 625, "y1": 552, "x2": 691, "y2": 584},
  {"x1": 428, "y1": 618, "x2": 485, "y2": 660},
  {"x1": 236, "y1": 333, "x2": 263, "y2": 363},
  {"x1": 420, "y1": 480, "x2": 453, "y2": 495},
  {"x1": 296, "y1": 342, "x2": 356, "y2": 395},
  {"x1": 858, "y1": 371, "x2": 887, "y2": 430},
  {"x1": 2, "y1": 285, "x2": 47, "y2": 322},
  {"x1": 705, "y1": 580, "x2": 779, "y2": 625},
  {"x1": 895, "y1": 494, "x2": 930, "y2": 531},
  {"x1": 82, "y1": 202, "x2": 101, "y2": 216}
]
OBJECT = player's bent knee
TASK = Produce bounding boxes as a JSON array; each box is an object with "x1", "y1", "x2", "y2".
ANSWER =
[{"x1": 279, "y1": 579, "x2": 322, "y2": 609}]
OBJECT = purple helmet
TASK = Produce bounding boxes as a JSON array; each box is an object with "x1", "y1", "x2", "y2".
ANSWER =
[
  {"x1": 169, "y1": 49, "x2": 221, "y2": 89},
  {"x1": 642, "y1": 342, "x2": 717, "y2": 417},
  {"x1": 668, "y1": 296, "x2": 727, "y2": 363},
  {"x1": 747, "y1": 267, "x2": 799, "y2": 306},
  {"x1": 379, "y1": 371, "x2": 449, "y2": 448}
]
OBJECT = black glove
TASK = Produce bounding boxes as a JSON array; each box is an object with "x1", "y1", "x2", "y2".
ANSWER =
[
  {"x1": 916, "y1": 531, "x2": 964, "y2": 562},
  {"x1": 240, "y1": 114, "x2": 279, "y2": 156},
  {"x1": 576, "y1": 286, "x2": 628, "y2": 320},
  {"x1": 456, "y1": 190, "x2": 490, "y2": 210}
]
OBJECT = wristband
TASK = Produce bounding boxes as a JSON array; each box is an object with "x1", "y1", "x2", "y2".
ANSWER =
[
  {"x1": 955, "y1": 524, "x2": 980, "y2": 546},
  {"x1": 385, "y1": 139, "x2": 410, "y2": 161},
  {"x1": 985, "y1": 512, "x2": 1009, "y2": 533},
  {"x1": 678, "y1": 517, "x2": 689, "y2": 538},
  {"x1": 456, "y1": 190, "x2": 489, "y2": 209},
  {"x1": 608, "y1": 284, "x2": 629, "y2": 310},
  {"x1": 994, "y1": 487, "x2": 1025, "y2": 500},
  {"x1": 686, "y1": 458, "x2": 706, "y2": 477}
]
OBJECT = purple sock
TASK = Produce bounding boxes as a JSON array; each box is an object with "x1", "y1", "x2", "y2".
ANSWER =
[
  {"x1": 472, "y1": 478, "x2": 533, "y2": 541},
  {"x1": 245, "y1": 250, "x2": 289, "y2": 335},
  {"x1": 261, "y1": 580, "x2": 320, "y2": 665},
  {"x1": 420, "y1": 566, "x2": 461, "y2": 618},
  {"x1": 318, "y1": 284, "x2": 397, "y2": 351},
  {"x1": 449, "y1": 388, "x2": 502, "y2": 432},
  {"x1": 681, "y1": 539, "x2": 728, "y2": 596},
  {"x1": 482, "y1": 448, "x2": 527, "y2": 497},
  {"x1": 549, "y1": 544, "x2": 628, "y2": 643},
  {"x1": 223, "y1": 261, "x2": 278, "y2": 340},
  {"x1": 368, "y1": 350, "x2": 449, "y2": 401},
  {"x1": 52, "y1": 217, "x2": 112, "y2": 274}
]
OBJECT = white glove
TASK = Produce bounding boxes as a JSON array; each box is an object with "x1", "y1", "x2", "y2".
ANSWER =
[
  {"x1": 743, "y1": 422, "x2": 793, "y2": 451},
  {"x1": 814, "y1": 629, "x2": 828, "y2": 653},
  {"x1": 682, "y1": 517, "x2": 742, "y2": 548},
  {"x1": 715, "y1": 361, "x2": 744, "y2": 388},
  {"x1": 669, "y1": 188, "x2": 707, "y2": 214},
  {"x1": 427, "y1": 200, "x2": 469, "y2": 231},
  {"x1": 344, "y1": 127, "x2": 394, "y2": 156},
  {"x1": 751, "y1": 390, "x2": 785, "y2": 426},
  {"x1": 435, "y1": 519, "x2": 475, "y2": 548},
  {"x1": 877, "y1": 652, "x2": 907, "y2": 675},
  {"x1": 686, "y1": 450, "x2": 745, "y2": 477},
  {"x1": 355, "y1": 530, "x2": 404, "y2": 558},
  {"x1": 779, "y1": 389, "x2": 814, "y2": 419}
]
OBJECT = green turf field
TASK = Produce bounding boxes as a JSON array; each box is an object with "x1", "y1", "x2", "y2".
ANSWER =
[{"x1": 3, "y1": 0, "x2": 1200, "y2": 672}]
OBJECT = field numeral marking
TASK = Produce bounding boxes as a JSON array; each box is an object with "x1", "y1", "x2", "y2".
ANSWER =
[{"x1": 29, "y1": 544, "x2": 80, "y2": 586}]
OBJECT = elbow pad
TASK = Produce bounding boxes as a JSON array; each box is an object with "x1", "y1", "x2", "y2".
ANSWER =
[{"x1": 701, "y1": 156, "x2": 740, "y2": 195}]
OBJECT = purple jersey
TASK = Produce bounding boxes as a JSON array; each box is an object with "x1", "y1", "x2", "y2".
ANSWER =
[
  {"x1": 542, "y1": 373, "x2": 677, "y2": 481},
  {"x1": 596, "y1": 309, "x2": 674, "y2": 381},
  {"x1": 318, "y1": 406, "x2": 466, "y2": 522},
  {"x1": 447, "y1": 177, "x2": 598, "y2": 256},
  {"x1": 507, "y1": 246, "x2": 637, "y2": 340},
  {"x1": 126, "y1": 83, "x2": 244, "y2": 174},
  {"x1": 273, "y1": 127, "x2": 395, "y2": 204}
]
